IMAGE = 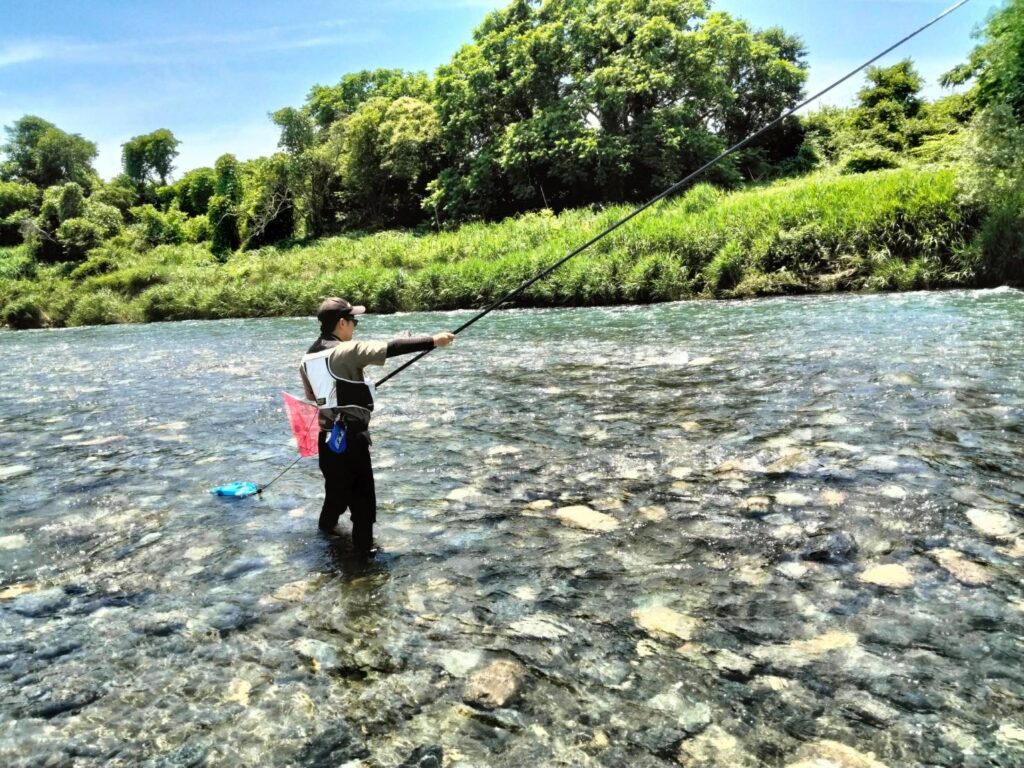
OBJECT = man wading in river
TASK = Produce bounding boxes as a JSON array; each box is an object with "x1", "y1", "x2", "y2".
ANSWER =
[{"x1": 300, "y1": 297, "x2": 454, "y2": 554}]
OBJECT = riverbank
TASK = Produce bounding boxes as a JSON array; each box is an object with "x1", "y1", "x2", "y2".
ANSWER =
[{"x1": 0, "y1": 165, "x2": 995, "y2": 329}]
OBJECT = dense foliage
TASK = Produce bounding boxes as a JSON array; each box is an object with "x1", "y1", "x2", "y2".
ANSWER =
[{"x1": 0, "y1": 0, "x2": 1020, "y2": 328}]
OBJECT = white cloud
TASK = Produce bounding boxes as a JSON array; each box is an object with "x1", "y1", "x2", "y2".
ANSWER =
[{"x1": 0, "y1": 20, "x2": 371, "y2": 69}]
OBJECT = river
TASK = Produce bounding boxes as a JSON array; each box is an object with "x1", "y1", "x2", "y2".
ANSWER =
[{"x1": 1, "y1": 289, "x2": 1023, "y2": 767}]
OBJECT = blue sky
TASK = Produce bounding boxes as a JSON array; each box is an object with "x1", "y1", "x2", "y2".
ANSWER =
[{"x1": 0, "y1": 0, "x2": 996, "y2": 180}]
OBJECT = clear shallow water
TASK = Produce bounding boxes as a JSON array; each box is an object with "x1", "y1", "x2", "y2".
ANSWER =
[{"x1": 1, "y1": 290, "x2": 1023, "y2": 767}]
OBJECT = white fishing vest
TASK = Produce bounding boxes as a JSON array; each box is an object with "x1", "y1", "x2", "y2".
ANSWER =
[{"x1": 301, "y1": 348, "x2": 376, "y2": 420}]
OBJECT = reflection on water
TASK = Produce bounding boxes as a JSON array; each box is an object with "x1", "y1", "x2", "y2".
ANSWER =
[{"x1": 1, "y1": 289, "x2": 1024, "y2": 766}]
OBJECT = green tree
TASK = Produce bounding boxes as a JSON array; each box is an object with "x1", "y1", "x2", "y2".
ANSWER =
[
  {"x1": 170, "y1": 167, "x2": 217, "y2": 216},
  {"x1": 239, "y1": 153, "x2": 295, "y2": 247},
  {"x1": 270, "y1": 108, "x2": 341, "y2": 237},
  {"x1": 1, "y1": 115, "x2": 98, "y2": 190},
  {"x1": 943, "y1": 0, "x2": 1024, "y2": 118},
  {"x1": 306, "y1": 69, "x2": 432, "y2": 129},
  {"x1": 122, "y1": 129, "x2": 180, "y2": 194},
  {"x1": 945, "y1": 0, "x2": 1024, "y2": 285},
  {"x1": 337, "y1": 96, "x2": 441, "y2": 228},
  {"x1": 429, "y1": 0, "x2": 808, "y2": 221}
]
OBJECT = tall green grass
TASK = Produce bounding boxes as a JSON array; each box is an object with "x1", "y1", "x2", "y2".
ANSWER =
[{"x1": 0, "y1": 165, "x2": 988, "y2": 328}]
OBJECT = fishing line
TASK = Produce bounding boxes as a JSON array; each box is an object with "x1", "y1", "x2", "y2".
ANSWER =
[
  {"x1": 374, "y1": 0, "x2": 972, "y2": 388},
  {"x1": 240, "y1": 0, "x2": 971, "y2": 496}
]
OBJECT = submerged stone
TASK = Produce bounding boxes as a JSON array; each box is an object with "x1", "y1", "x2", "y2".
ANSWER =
[
  {"x1": 801, "y1": 531, "x2": 858, "y2": 563},
  {"x1": 0, "y1": 582, "x2": 36, "y2": 600},
  {"x1": 775, "y1": 491, "x2": 811, "y2": 507},
  {"x1": 927, "y1": 548, "x2": 992, "y2": 586},
  {"x1": 754, "y1": 631, "x2": 858, "y2": 668},
  {"x1": 296, "y1": 721, "x2": 369, "y2": 767},
  {"x1": 786, "y1": 739, "x2": 889, "y2": 768},
  {"x1": 966, "y1": 508, "x2": 1018, "y2": 538},
  {"x1": 0, "y1": 534, "x2": 28, "y2": 550},
  {"x1": 464, "y1": 659, "x2": 527, "y2": 709},
  {"x1": 223, "y1": 678, "x2": 251, "y2": 706},
  {"x1": 11, "y1": 588, "x2": 69, "y2": 618},
  {"x1": 447, "y1": 486, "x2": 484, "y2": 502},
  {"x1": 996, "y1": 723, "x2": 1024, "y2": 748},
  {"x1": 437, "y1": 648, "x2": 484, "y2": 678},
  {"x1": 555, "y1": 505, "x2": 619, "y2": 532},
  {"x1": 399, "y1": 745, "x2": 444, "y2": 768},
  {"x1": 776, "y1": 562, "x2": 808, "y2": 580},
  {"x1": 678, "y1": 725, "x2": 755, "y2": 767},
  {"x1": 509, "y1": 614, "x2": 570, "y2": 639},
  {"x1": 639, "y1": 505, "x2": 668, "y2": 522},
  {"x1": 858, "y1": 564, "x2": 914, "y2": 589},
  {"x1": 820, "y1": 489, "x2": 847, "y2": 506},
  {"x1": 293, "y1": 638, "x2": 342, "y2": 674},
  {"x1": 740, "y1": 496, "x2": 771, "y2": 514},
  {"x1": 633, "y1": 606, "x2": 700, "y2": 641},
  {"x1": 0, "y1": 464, "x2": 32, "y2": 481}
]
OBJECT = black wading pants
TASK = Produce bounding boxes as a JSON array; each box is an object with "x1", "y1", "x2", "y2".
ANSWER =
[{"x1": 317, "y1": 429, "x2": 375, "y2": 551}]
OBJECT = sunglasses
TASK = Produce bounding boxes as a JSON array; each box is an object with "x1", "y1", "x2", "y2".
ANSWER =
[{"x1": 345, "y1": 317, "x2": 359, "y2": 327}]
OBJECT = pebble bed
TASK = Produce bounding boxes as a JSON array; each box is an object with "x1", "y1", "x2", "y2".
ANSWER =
[{"x1": 1, "y1": 289, "x2": 1023, "y2": 767}]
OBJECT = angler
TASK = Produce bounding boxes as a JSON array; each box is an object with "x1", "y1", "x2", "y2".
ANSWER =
[{"x1": 300, "y1": 297, "x2": 454, "y2": 554}]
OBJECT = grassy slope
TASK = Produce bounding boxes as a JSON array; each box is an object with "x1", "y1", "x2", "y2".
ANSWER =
[{"x1": 0, "y1": 165, "x2": 983, "y2": 328}]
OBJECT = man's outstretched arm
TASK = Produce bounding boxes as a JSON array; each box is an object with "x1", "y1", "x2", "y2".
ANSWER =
[{"x1": 386, "y1": 332, "x2": 454, "y2": 358}]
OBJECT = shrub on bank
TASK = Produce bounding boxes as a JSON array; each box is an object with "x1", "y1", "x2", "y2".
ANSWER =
[{"x1": 0, "y1": 165, "x2": 1003, "y2": 328}]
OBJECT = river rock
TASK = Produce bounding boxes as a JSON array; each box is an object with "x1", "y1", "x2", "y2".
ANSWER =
[
  {"x1": 754, "y1": 631, "x2": 858, "y2": 668},
  {"x1": 777, "y1": 562, "x2": 809, "y2": 580},
  {"x1": 740, "y1": 496, "x2": 771, "y2": 514},
  {"x1": 820, "y1": 489, "x2": 847, "y2": 506},
  {"x1": 927, "y1": 548, "x2": 992, "y2": 586},
  {"x1": 0, "y1": 464, "x2": 32, "y2": 481},
  {"x1": 678, "y1": 725, "x2": 756, "y2": 767},
  {"x1": 399, "y1": 745, "x2": 444, "y2": 768},
  {"x1": 510, "y1": 614, "x2": 570, "y2": 640},
  {"x1": 837, "y1": 689, "x2": 899, "y2": 727},
  {"x1": 437, "y1": 648, "x2": 484, "y2": 678},
  {"x1": 296, "y1": 721, "x2": 369, "y2": 766},
  {"x1": 464, "y1": 659, "x2": 527, "y2": 709},
  {"x1": 786, "y1": 739, "x2": 889, "y2": 768},
  {"x1": 447, "y1": 486, "x2": 483, "y2": 502},
  {"x1": 996, "y1": 723, "x2": 1024, "y2": 748},
  {"x1": 639, "y1": 505, "x2": 668, "y2": 522},
  {"x1": 270, "y1": 579, "x2": 316, "y2": 602},
  {"x1": 0, "y1": 583, "x2": 36, "y2": 600},
  {"x1": 646, "y1": 691, "x2": 711, "y2": 733},
  {"x1": 0, "y1": 534, "x2": 28, "y2": 550},
  {"x1": 858, "y1": 564, "x2": 914, "y2": 589},
  {"x1": 997, "y1": 538, "x2": 1024, "y2": 559},
  {"x1": 224, "y1": 678, "x2": 252, "y2": 706},
  {"x1": 715, "y1": 457, "x2": 765, "y2": 476},
  {"x1": 775, "y1": 491, "x2": 811, "y2": 507},
  {"x1": 293, "y1": 638, "x2": 342, "y2": 674},
  {"x1": 801, "y1": 531, "x2": 858, "y2": 563},
  {"x1": 633, "y1": 606, "x2": 700, "y2": 641},
  {"x1": 877, "y1": 484, "x2": 906, "y2": 500},
  {"x1": 966, "y1": 508, "x2": 1018, "y2": 538},
  {"x1": 710, "y1": 648, "x2": 754, "y2": 679},
  {"x1": 11, "y1": 588, "x2": 69, "y2": 618},
  {"x1": 555, "y1": 505, "x2": 619, "y2": 532},
  {"x1": 860, "y1": 455, "x2": 901, "y2": 474},
  {"x1": 766, "y1": 451, "x2": 817, "y2": 475}
]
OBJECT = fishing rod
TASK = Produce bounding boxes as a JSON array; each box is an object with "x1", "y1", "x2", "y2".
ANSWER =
[
  {"x1": 243, "y1": 0, "x2": 971, "y2": 497},
  {"x1": 375, "y1": 0, "x2": 972, "y2": 388}
]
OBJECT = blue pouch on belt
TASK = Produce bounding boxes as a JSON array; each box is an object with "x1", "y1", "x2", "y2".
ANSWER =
[{"x1": 326, "y1": 421, "x2": 347, "y2": 454}]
